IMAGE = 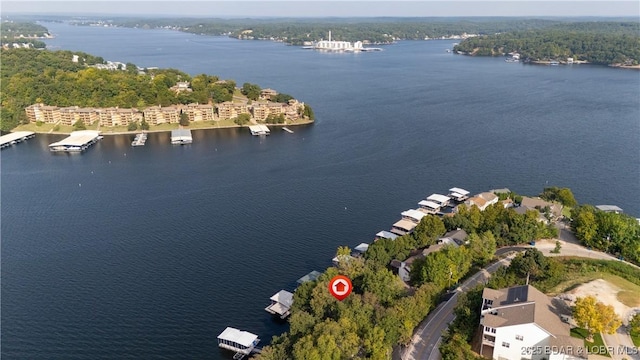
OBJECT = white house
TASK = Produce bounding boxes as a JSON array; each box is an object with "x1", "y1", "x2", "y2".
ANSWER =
[{"x1": 480, "y1": 285, "x2": 586, "y2": 360}]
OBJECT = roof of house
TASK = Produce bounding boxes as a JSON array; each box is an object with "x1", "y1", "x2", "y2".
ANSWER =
[
  {"x1": 521, "y1": 196, "x2": 563, "y2": 217},
  {"x1": 482, "y1": 285, "x2": 570, "y2": 336}
]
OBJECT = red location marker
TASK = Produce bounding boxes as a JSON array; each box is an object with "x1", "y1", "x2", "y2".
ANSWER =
[{"x1": 328, "y1": 275, "x2": 352, "y2": 301}]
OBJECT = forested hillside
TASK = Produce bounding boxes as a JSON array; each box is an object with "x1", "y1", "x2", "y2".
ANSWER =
[
  {"x1": 453, "y1": 22, "x2": 640, "y2": 65},
  {"x1": 0, "y1": 49, "x2": 237, "y2": 131}
]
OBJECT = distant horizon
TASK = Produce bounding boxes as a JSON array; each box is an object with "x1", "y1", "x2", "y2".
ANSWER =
[{"x1": 2, "y1": 1, "x2": 639, "y2": 18}]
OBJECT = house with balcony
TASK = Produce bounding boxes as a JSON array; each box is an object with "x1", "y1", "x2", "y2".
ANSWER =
[{"x1": 480, "y1": 285, "x2": 585, "y2": 360}]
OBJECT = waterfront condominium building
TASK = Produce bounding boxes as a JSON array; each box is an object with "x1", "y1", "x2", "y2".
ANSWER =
[
  {"x1": 142, "y1": 105, "x2": 181, "y2": 125},
  {"x1": 184, "y1": 103, "x2": 215, "y2": 122},
  {"x1": 98, "y1": 107, "x2": 143, "y2": 127},
  {"x1": 58, "y1": 106, "x2": 99, "y2": 126},
  {"x1": 25, "y1": 104, "x2": 62, "y2": 124}
]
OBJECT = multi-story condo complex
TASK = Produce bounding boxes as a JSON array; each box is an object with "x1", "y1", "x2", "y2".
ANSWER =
[
  {"x1": 142, "y1": 105, "x2": 181, "y2": 125},
  {"x1": 98, "y1": 107, "x2": 143, "y2": 127}
]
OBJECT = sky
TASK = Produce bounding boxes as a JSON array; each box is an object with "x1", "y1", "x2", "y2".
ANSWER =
[{"x1": 2, "y1": 1, "x2": 639, "y2": 18}]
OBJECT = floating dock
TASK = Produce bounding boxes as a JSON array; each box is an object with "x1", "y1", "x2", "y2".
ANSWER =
[
  {"x1": 282, "y1": 127, "x2": 294, "y2": 134},
  {"x1": 249, "y1": 125, "x2": 270, "y2": 136},
  {"x1": 0, "y1": 131, "x2": 35, "y2": 149},
  {"x1": 265, "y1": 290, "x2": 294, "y2": 319},
  {"x1": 131, "y1": 132, "x2": 147, "y2": 147},
  {"x1": 217, "y1": 327, "x2": 261, "y2": 359},
  {"x1": 49, "y1": 130, "x2": 101, "y2": 152},
  {"x1": 171, "y1": 129, "x2": 192, "y2": 145}
]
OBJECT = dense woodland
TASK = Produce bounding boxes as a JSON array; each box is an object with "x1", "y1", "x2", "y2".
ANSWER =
[
  {"x1": 0, "y1": 48, "x2": 307, "y2": 132},
  {"x1": 453, "y1": 22, "x2": 640, "y2": 65},
  {"x1": 256, "y1": 187, "x2": 639, "y2": 359}
]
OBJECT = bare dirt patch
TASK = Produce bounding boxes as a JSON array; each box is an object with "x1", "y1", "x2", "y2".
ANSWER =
[{"x1": 567, "y1": 279, "x2": 640, "y2": 324}]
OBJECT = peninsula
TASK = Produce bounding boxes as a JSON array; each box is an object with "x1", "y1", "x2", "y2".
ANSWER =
[
  {"x1": 1, "y1": 47, "x2": 314, "y2": 134},
  {"x1": 453, "y1": 22, "x2": 640, "y2": 68}
]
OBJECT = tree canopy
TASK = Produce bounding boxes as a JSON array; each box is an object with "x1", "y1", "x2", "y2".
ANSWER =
[{"x1": 573, "y1": 295, "x2": 622, "y2": 341}]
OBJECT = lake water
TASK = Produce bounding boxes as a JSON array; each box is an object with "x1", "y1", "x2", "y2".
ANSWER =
[{"x1": 2, "y1": 22, "x2": 639, "y2": 359}]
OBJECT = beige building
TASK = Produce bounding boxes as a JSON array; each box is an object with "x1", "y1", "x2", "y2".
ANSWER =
[
  {"x1": 216, "y1": 102, "x2": 250, "y2": 120},
  {"x1": 251, "y1": 102, "x2": 270, "y2": 122},
  {"x1": 59, "y1": 106, "x2": 98, "y2": 126},
  {"x1": 260, "y1": 88, "x2": 278, "y2": 100},
  {"x1": 98, "y1": 108, "x2": 143, "y2": 127},
  {"x1": 25, "y1": 104, "x2": 61, "y2": 124},
  {"x1": 184, "y1": 103, "x2": 215, "y2": 122},
  {"x1": 143, "y1": 105, "x2": 181, "y2": 125}
]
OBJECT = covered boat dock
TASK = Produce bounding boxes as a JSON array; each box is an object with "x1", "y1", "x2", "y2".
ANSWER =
[
  {"x1": 0, "y1": 131, "x2": 35, "y2": 149},
  {"x1": 265, "y1": 290, "x2": 294, "y2": 319},
  {"x1": 217, "y1": 327, "x2": 260, "y2": 358},
  {"x1": 48, "y1": 130, "x2": 101, "y2": 152},
  {"x1": 171, "y1": 129, "x2": 192, "y2": 144}
]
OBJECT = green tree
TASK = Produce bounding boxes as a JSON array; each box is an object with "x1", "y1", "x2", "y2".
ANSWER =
[
  {"x1": 179, "y1": 111, "x2": 190, "y2": 126},
  {"x1": 234, "y1": 113, "x2": 251, "y2": 126},
  {"x1": 140, "y1": 118, "x2": 150, "y2": 130},
  {"x1": 468, "y1": 231, "x2": 497, "y2": 266},
  {"x1": 630, "y1": 313, "x2": 640, "y2": 334},
  {"x1": 73, "y1": 119, "x2": 86, "y2": 130},
  {"x1": 573, "y1": 295, "x2": 622, "y2": 341},
  {"x1": 303, "y1": 104, "x2": 315, "y2": 120},
  {"x1": 510, "y1": 248, "x2": 548, "y2": 281},
  {"x1": 127, "y1": 121, "x2": 138, "y2": 131},
  {"x1": 241, "y1": 82, "x2": 261, "y2": 100},
  {"x1": 540, "y1": 186, "x2": 577, "y2": 207},
  {"x1": 412, "y1": 215, "x2": 446, "y2": 247}
]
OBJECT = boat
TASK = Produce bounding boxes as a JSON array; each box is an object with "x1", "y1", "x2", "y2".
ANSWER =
[
  {"x1": 282, "y1": 127, "x2": 294, "y2": 134},
  {"x1": 549, "y1": 60, "x2": 560, "y2": 66}
]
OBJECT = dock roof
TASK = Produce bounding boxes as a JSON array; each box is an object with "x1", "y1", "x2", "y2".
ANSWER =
[
  {"x1": 392, "y1": 219, "x2": 417, "y2": 232},
  {"x1": 401, "y1": 209, "x2": 427, "y2": 222},
  {"x1": 427, "y1": 194, "x2": 451, "y2": 204},
  {"x1": 418, "y1": 200, "x2": 441, "y2": 209},
  {"x1": 270, "y1": 290, "x2": 293, "y2": 307},
  {"x1": 354, "y1": 243, "x2": 369, "y2": 253},
  {"x1": 449, "y1": 187, "x2": 470, "y2": 196},
  {"x1": 0, "y1": 131, "x2": 34, "y2": 146},
  {"x1": 376, "y1": 231, "x2": 398, "y2": 240},
  {"x1": 297, "y1": 270, "x2": 321, "y2": 285},
  {"x1": 49, "y1": 130, "x2": 100, "y2": 148},
  {"x1": 596, "y1": 205, "x2": 623, "y2": 213},
  {"x1": 217, "y1": 327, "x2": 258, "y2": 348}
]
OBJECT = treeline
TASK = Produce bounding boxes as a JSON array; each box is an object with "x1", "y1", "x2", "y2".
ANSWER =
[
  {"x1": 1, "y1": 48, "x2": 310, "y2": 131},
  {"x1": 571, "y1": 205, "x2": 640, "y2": 264},
  {"x1": 90, "y1": 17, "x2": 622, "y2": 45},
  {"x1": 453, "y1": 22, "x2": 640, "y2": 65}
]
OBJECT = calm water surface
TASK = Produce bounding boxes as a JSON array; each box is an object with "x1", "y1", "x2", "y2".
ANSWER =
[{"x1": 2, "y1": 22, "x2": 639, "y2": 359}]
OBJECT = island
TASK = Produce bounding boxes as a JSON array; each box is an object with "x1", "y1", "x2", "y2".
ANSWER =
[
  {"x1": 249, "y1": 186, "x2": 640, "y2": 359},
  {"x1": 1, "y1": 44, "x2": 314, "y2": 134}
]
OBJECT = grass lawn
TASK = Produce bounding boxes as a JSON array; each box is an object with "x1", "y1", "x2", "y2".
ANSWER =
[
  {"x1": 631, "y1": 330, "x2": 640, "y2": 347},
  {"x1": 547, "y1": 272, "x2": 640, "y2": 307},
  {"x1": 570, "y1": 328, "x2": 611, "y2": 357},
  {"x1": 14, "y1": 122, "x2": 56, "y2": 132}
]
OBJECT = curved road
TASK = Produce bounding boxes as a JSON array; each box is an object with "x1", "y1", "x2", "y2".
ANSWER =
[{"x1": 396, "y1": 233, "x2": 638, "y2": 360}]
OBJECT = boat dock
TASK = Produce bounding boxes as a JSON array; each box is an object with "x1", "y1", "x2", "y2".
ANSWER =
[
  {"x1": 171, "y1": 129, "x2": 192, "y2": 145},
  {"x1": 48, "y1": 130, "x2": 102, "y2": 153},
  {"x1": 265, "y1": 290, "x2": 294, "y2": 319},
  {"x1": 0, "y1": 131, "x2": 35, "y2": 149},
  {"x1": 249, "y1": 125, "x2": 270, "y2": 136},
  {"x1": 217, "y1": 327, "x2": 261, "y2": 359},
  {"x1": 131, "y1": 132, "x2": 147, "y2": 147},
  {"x1": 282, "y1": 127, "x2": 294, "y2": 134}
]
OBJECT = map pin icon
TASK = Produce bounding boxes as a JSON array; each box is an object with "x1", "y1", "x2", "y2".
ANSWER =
[{"x1": 328, "y1": 275, "x2": 352, "y2": 301}]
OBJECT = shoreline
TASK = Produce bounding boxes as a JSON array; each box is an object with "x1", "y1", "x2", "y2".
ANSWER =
[{"x1": 11, "y1": 119, "x2": 314, "y2": 136}]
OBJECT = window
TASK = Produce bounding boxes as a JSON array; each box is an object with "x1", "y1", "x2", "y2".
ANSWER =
[
  {"x1": 502, "y1": 342, "x2": 510, "y2": 348},
  {"x1": 484, "y1": 326, "x2": 496, "y2": 334},
  {"x1": 516, "y1": 334, "x2": 524, "y2": 341}
]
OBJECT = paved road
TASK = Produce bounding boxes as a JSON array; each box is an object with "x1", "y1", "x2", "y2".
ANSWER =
[
  {"x1": 397, "y1": 254, "x2": 517, "y2": 360},
  {"x1": 396, "y1": 230, "x2": 639, "y2": 360}
]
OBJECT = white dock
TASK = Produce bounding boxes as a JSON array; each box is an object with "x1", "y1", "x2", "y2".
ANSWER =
[
  {"x1": 49, "y1": 130, "x2": 101, "y2": 152},
  {"x1": 0, "y1": 131, "x2": 35, "y2": 149},
  {"x1": 282, "y1": 127, "x2": 294, "y2": 134},
  {"x1": 131, "y1": 132, "x2": 147, "y2": 147},
  {"x1": 265, "y1": 290, "x2": 294, "y2": 319},
  {"x1": 171, "y1": 129, "x2": 192, "y2": 145},
  {"x1": 217, "y1": 327, "x2": 260, "y2": 358},
  {"x1": 249, "y1": 125, "x2": 270, "y2": 136}
]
